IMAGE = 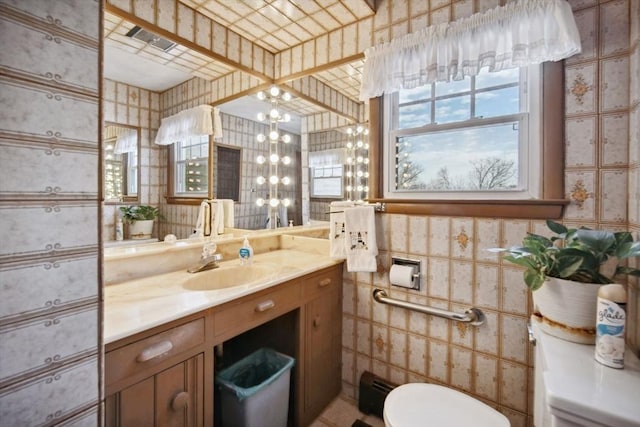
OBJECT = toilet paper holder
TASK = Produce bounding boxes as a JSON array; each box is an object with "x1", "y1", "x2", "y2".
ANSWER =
[{"x1": 391, "y1": 257, "x2": 421, "y2": 290}]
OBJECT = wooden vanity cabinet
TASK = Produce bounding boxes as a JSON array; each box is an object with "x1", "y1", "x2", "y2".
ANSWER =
[
  {"x1": 105, "y1": 264, "x2": 343, "y2": 427},
  {"x1": 300, "y1": 267, "x2": 343, "y2": 426}
]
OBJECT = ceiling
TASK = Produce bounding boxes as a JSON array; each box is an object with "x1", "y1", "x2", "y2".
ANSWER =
[{"x1": 102, "y1": 1, "x2": 372, "y2": 133}]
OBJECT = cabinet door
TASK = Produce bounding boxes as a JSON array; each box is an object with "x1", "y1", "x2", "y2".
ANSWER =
[
  {"x1": 304, "y1": 286, "x2": 342, "y2": 419},
  {"x1": 106, "y1": 353, "x2": 204, "y2": 427}
]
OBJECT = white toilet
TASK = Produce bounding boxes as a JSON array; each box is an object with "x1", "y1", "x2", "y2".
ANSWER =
[{"x1": 383, "y1": 383, "x2": 510, "y2": 427}]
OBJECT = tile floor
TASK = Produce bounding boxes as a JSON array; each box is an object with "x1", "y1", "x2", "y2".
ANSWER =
[{"x1": 310, "y1": 395, "x2": 385, "y2": 427}]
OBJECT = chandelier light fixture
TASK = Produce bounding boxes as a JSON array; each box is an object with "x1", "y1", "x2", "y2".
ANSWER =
[
  {"x1": 345, "y1": 124, "x2": 369, "y2": 202},
  {"x1": 254, "y1": 86, "x2": 293, "y2": 228}
]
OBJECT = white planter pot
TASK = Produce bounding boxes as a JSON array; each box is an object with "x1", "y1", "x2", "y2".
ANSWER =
[
  {"x1": 532, "y1": 277, "x2": 604, "y2": 344},
  {"x1": 128, "y1": 220, "x2": 154, "y2": 240}
]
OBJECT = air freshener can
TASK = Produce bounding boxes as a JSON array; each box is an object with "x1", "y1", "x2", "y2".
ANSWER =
[{"x1": 595, "y1": 284, "x2": 627, "y2": 369}]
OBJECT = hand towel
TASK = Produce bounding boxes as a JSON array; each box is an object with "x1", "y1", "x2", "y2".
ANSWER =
[
  {"x1": 194, "y1": 200, "x2": 225, "y2": 237},
  {"x1": 211, "y1": 200, "x2": 224, "y2": 235},
  {"x1": 220, "y1": 199, "x2": 235, "y2": 228},
  {"x1": 329, "y1": 201, "x2": 354, "y2": 259},
  {"x1": 343, "y1": 205, "x2": 378, "y2": 272}
]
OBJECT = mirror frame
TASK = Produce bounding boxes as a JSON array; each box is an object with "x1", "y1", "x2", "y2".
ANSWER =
[
  {"x1": 367, "y1": 61, "x2": 569, "y2": 219},
  {"x1": 103, "y1": 121, "x2": 141, "y2": 204}
]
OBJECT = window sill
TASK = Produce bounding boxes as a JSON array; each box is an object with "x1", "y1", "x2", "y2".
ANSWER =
[
  {"x1": 368, "y1": 198, "x2": 569, "y2": 219},
  {"x1": 165, "y1": 196, "x2": 206, "y2": 206}
]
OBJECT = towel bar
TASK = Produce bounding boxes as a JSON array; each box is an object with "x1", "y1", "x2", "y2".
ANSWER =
[
  {"x1": 326, "y1": 202, "x2": 385, "y2": 214},
  {"x1": 372, "y1": 289, "x2": 486, "y2": 326}
]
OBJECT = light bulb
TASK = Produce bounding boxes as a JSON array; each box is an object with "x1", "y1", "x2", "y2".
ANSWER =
[
  {"x1": 283, "y1": 113, "x2": 291, "y2": 122},
  {"x1": 257, "y1": 112, "x2": 265, "y2": 121},
  {"x1": 347, "y1": 128, "x2": 353, "y2": 135},
  {"x1": 270, "y1": 108, "x2": 279, "y2": 119},
  {"x1": 346, "y1": 171, "x2": 353, "y2": 178},
  {"x1": 346, "y1": 185, "x2": 353, "y2": 192},
  {"x1": 256, "y1": 198, "x2": 265, "y2": 207},
  {"x1": 256, "y1": 155, "x2": 266, "y2": 164},
  {"x1": 357, "y1": 156, "x2": 363, "y2": 163},
  {"x1": 256, "y1": 176, "x2": 266, "y2": 185},
  {"x1": 347, "y1": 157, "x2": 353, "y2": 164},
  {"x1": 282, "y1": 156, "x2": 291, "y2": 165},
  {"x1": 270, "y1": 153, "x2": 279, "y2": 163},
  {"x1": 282, "y1": 134, "x2": 291, "y2": 143},
  {"x1": 357, "y1": 140, "x2": 364, "y2": 148},
  {"x1": 269, "y1": 198, "x2": 279, "y2": 207},
  {"x1": 256, "y1": 133, "x2": 266, "y2": 142},
  {"x1": 357, "y1": 170, "x2": 364, "y2": 177},
  {"x1": 281, "y1": 176, "x2": 290, "y2": 185},
  {"x1": 106, "y1": 144, "x2": 114, "y2": 150},
  {"x1": 364, "y1": 172, "x2": 369, "y2": 178},
  {"x1": 269, "y1": 175, "x2": 279, "y2": 184},
  {"x1": 257, "y1": 91, "x2": 266, "y2": 100},
  {"x1": 282, "y1": 198, "x2": 291, "y2": 207},
  {"x1": 364, "y1": 143, "x2": 369, "y2": 150},
  {"x1": 269, "y1": 130, "x2": 279, "y2": 140},
  {"x1": 282, "y1": 92, "x2": 291, "y2": 101},
  {"x1": 364, "y1": 129, "x2": 369, "y2": 135},
  {"x1": 356, "y1": 125, "x2": 363, "y2": 133},
  {"x1": 357, "y1": 185, "x2": 363, "y2": 191},
  {"x1": 364, "y1": 186, "x2": 369, "y2": 192},
  {"x1": 364, "y1": 158, "x2": 369, "y2": 164},
  {"x1": 269, "y1": 86, "x2": 280, "y2": 96},
  {"x1": 346, "y1": 142, "x2": 353, "y2": 149}
]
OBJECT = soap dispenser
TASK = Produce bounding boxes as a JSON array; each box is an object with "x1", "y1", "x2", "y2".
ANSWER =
[{"x1": 239, "y1": 236, "x2": 253, "y2": 266}]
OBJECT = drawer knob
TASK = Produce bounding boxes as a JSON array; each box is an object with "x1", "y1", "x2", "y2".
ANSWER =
[
  {"x1": 171, "y1": 391, "x2": 189, "y2": 411},
  {"x1": 318, "y1": 278, "x2": 331, "y2": 287},
  {"x1": 255, "y1": 300, "x2": 275, "y2": 312},
  {"x1": 136, "y1": 340, "x2": 174, "y2": 362}
]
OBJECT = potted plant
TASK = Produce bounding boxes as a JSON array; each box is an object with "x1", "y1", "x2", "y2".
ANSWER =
[
  {"x1": 119, "y1": 205, "x2": 163, "y2": 240},
  {"x1": 498, "y1": 220, "x2": 639, "y2": 343}
]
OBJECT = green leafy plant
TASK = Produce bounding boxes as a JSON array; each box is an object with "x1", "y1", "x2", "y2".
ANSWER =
[
  {"x1": 119, "y1": 205, "x2": 163, "y2": 223},
  {"x1": 498, "y1": 220, "x2": 640, "y2": 291}
]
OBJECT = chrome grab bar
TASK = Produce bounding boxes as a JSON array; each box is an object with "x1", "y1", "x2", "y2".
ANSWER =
[{"x1": 372, "y1": 289, "x2": 486, "y2": 326}]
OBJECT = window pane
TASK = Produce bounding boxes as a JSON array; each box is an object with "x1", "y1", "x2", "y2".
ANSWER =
[
  {"x1": 395, "y1": 121, "x2": 520, "y2": 191},
  {"x1": 435, "y1": 78, "x2": 470, "y2": 95},
  {"x1": 434, "y1": 95, "x2": 470, "y2": 124},
  {"x1": 398, "y1": 102, "x2": 431, "y2": 129},
  {"x1": 175, "y1": 135, "x2": 209, "y2": 194},
  {"x1": 476, "y1": 86, "x2": 520, "y2": 118},
  {"x1": 476, "y1": 68, "x2": 519, "y2": 89},
  {"x1": 399, "y1": 85, "x2": 431, "y2": 104}
]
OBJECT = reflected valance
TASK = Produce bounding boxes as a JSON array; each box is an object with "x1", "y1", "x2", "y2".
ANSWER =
[
  {"x1": 155, "y1": 105, "x2": 223, "y2": 145},
  {"x1": 114, "y1": 129, "x2": 137, "y2": 154},
  {"x1": 359, "y1": 0, "x2": 581, "y2": 101}
]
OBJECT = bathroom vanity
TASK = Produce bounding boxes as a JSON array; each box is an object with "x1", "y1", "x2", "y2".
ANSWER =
[{"x1": 103, "y1": 232, "x2": 342, "y2": 427}]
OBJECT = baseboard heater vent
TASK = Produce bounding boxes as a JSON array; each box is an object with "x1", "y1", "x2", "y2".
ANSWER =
[{"x1": 358, "y1": 371, "x2": 397, "y2": 418}]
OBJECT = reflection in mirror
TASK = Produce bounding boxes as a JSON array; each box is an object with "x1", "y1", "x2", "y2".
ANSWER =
[{"x1": 103, "y1": 123, "x2": 139, "y2": 203}]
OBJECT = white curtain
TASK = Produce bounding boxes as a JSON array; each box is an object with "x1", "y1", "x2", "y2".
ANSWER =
[
  {"x1": 359, "y1": 0, "x2": 581, "y2": 101},
  {"x1": 154, "y1": 104, "x2": 223, "y2": 145},
  {"x1": 309, "y1": 148, "x2": 346, "y2": 167},
  {"x1": 113, "y1": 129, "x2": 137, "y2": 154}
]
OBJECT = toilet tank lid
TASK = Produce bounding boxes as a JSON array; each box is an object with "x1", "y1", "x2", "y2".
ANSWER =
[{"x1": 383, "y1": 383, "x2": 510, "y2": 427}]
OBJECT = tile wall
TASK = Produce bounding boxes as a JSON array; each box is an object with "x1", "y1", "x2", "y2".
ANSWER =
[
  {"x1": 102, "y1": 79, "x2": 163, "y2": 242},
  {"x1": 0, "y1": 1, "x2": 101, "y2": 425}
]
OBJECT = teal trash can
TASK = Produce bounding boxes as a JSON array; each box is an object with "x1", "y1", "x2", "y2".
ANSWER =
[{"x1": 216, "y1": 348, "x2": 295, "y2": 427}]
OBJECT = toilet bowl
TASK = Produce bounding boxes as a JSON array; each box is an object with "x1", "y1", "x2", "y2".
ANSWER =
[{"x1": 383, "y1": 383, "x2": 510, "y2": 427}]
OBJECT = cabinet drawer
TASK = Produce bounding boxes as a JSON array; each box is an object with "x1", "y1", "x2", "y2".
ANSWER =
[
  {"x1": 105, "y1": 317, "x2": 205, "y2": 387},
  {"x1": 302, "y1": 266, "x2": 342, "y2": 301},
  {"x1": 214, "y1": 282, "x2": 300, "y2": 341}
]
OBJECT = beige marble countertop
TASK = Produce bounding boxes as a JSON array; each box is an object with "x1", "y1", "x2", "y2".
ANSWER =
[{"x1": 104, "y1": 248, "x2": 341, "y2": 344}]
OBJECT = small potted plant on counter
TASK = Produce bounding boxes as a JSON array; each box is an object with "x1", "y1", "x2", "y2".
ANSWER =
[
  {"x1": 496, "y1": 220, "x2": 639, "y2": 343},
  {"x1": 119, "y1": 205, "x2": 163, "y2": 240}
]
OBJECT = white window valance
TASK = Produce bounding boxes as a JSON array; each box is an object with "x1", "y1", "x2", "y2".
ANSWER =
[
  {"x1": 359, "y1": 0, "x2": 581, "y2": 101},
  {"x1": 155, "y1": 105, "x2": 223, "y2": 145},
  {"x1": 309, "y1": 148, "x2": 346, "y2": 167},
  {"x1": 114, "y1": 129, "x2": 137, "y2": 154}
]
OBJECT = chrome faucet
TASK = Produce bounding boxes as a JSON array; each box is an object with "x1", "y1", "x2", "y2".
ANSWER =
[{"x1": 187, "y1": 242, "x2": 223, "y2": 273}]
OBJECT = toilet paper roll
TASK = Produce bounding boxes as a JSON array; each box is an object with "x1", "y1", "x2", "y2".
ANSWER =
[{"x1": 390, "y1": 264, "x2": 416, "y2": 289}]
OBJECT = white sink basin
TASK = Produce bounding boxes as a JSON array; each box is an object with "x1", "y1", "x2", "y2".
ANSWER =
[{"x1": 182, "y1": 263, "x2": 280, "y2": 291}]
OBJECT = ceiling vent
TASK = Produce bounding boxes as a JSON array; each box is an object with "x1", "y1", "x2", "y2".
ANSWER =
[{"x1": 125, "y1": 26, "x2": 176, "y2": 52}]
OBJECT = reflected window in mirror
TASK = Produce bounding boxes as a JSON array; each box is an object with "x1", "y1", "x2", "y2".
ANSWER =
[
  {"x1": 171, "y1": 134, "x2": 210, "y2": 198},
  {"x1": 103, "y1": 123, "x2": 139, "y2": 203},
  {"x1": 215, "y1": 145, "x2": 241, "y2": 201},
  {"x1": 384, "y1": 65, "x2": 541, "y2": 200},
  {"x1": 309, "y1": 149, "x2": 345, "y2": 199}
]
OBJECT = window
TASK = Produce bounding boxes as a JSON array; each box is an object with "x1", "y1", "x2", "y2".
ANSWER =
[
  {"x1": 174, "y1": 135, "x2": 209, "y2": 195},
  {"x1": 384, "y1": 66, "x2": 541, "y2": 200},
  {"x1": 215, "y1": 145, "x2": 241, "y2": 201},
  {"x1": 309, "y1": 149, "x2": 345, "y2": 199}
]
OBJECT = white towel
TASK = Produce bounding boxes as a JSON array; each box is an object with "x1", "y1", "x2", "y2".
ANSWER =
[
  {"x1": 194, "y1": 200, "x2": 225, "y2": 237},
  {"x1": 329, "y1": 201, "x2": 354, "y2": 260},
  {"x1": 220, "y1": 199, "x2": 235, "y2": 228},
  {"x1": 343, "y1": 205, "x2": 378, "y2": 272}
]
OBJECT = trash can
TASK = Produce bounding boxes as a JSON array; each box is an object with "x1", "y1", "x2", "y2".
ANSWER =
[{"x1": 215, "y1": 348, "x2": 295, "y2": 427}]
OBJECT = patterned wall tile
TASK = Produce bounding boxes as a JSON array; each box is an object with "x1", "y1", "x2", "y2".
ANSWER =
[
  {"x1": 601, "y1": 113, "x2": 629, "y2": 166},
  {"x1": 600, "y1": 0, "x2": 630, "y2": 56},
  {"x1": 474, "y1": 353, "x2": 498, "y2": 401},
  {"x1": 475, "y1": 309, "x2": 499, "y2": 355},
  {"x1": 427, "y1": 258, "x2": 450, "y2": 299},
  {"x1": 600, "y1": 169, "x2": 628, "y2": 222},
  {"x1": 408, "y1": 334, "x2": 427, "y2": 375},
  {"x1": 564, "y1": 171, "x2": 597, "y2": 220},
  {"x1": 565, "y1": 116, "x2": 597, "y2": 167},
  {"x1": 475, "y1": 264, "x2": 499, "y2": 310},
  {"x1": 499, "y1": 361, "x2": 528, "y2": 412},
  {"x1": 501, "y1": 267, "x2": 529, "y2": 317},
  {"x1": 408, "y1": 216, "x2": 428, "y2": 255},
  {"x1": 565, "y1": 62, "x2": 597, "y2": 114},
  {"x1": 389, "y1": 214, "x2": 408, "y2": 252},
  {"x1": 451, "y1": 260, "x2": 473, "y2": 304},
  {"x1": 450, "y1": 346, "x2": 473, "y2": 392},
  {"x1": 451, "y1": 218, "x2": 473, "y2": 259},
  {"x1": 500, "y1": 314, "x2": 528, "y2": 364},
  {"x1": 600, "y1": 56, "x2": 630, "y2": 111},
  {"x1": 427, "y1": 339, "x2": 449, "y2": 383},
  {"x1": 567, "y1": 7, "x2": 598, "y2": 64}
]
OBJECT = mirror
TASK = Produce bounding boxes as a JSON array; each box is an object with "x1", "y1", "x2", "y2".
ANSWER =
[{"x1": 103, "y1": 122, "x2": 139, "y2": 203}]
